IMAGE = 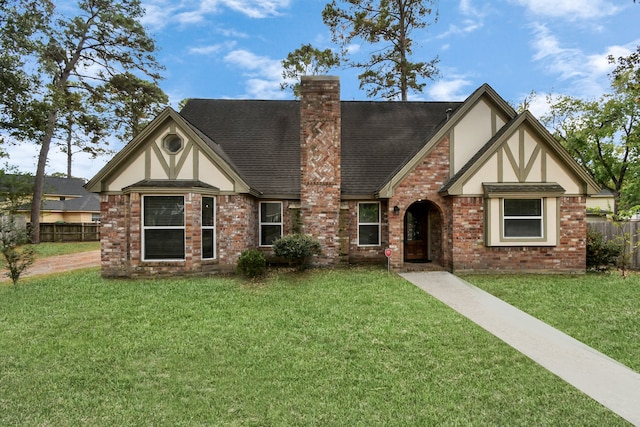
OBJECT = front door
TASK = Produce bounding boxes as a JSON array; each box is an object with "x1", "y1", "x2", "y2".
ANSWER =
[{"x1": 404, "y1": 203, "x2": 430, "y2": 262}]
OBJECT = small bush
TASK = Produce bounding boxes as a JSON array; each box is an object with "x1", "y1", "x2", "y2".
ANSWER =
[
  {"x1": 586, "y1": 227, "x2": 622, "y2": 272},
  {"x1": 1, "y1": 215, "x2": 36, "y2": 286},
  {"x1": 272, "y1": 233, "x2": 322, "y2": 271},
  {"x1": 236, "y1": 249, "x2": 266, "y2": 278}
]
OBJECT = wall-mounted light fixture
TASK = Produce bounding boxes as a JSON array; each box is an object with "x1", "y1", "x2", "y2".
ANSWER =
[{"x1": 393, "y1": 205, "x2": 400, "y2": 215}]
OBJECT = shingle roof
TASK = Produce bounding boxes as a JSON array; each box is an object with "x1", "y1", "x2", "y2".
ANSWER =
[
  {"x1": 179, "y1": 99, "x2": 462, "y2": 197},
  {"x1": 0, "y1": 176, "x2": 100, "y2": 213},
  {"x1": 42, "y1": 177, "x2": 100, "y2": 212}
]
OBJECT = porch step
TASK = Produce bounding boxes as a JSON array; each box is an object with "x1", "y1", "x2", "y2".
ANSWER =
[{"x1": 399, "y1": 262, "x2": 447, "y2": 273}]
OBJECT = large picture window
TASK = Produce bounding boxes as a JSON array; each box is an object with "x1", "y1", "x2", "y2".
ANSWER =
[
  {"x1": 202, "y1": 197, "x2": 215, "y2": 259},
  {"x1": 503, "y1": 199, "x2": 543, "y2": 238},
  {"x1": 143, "y1": 196, "x2": 185, "y2": 260},
  {"x1": 358, "y1": 202, "x2": 381, "y2": 246},
  {"x1": 260, "y1": 202, "x2": 282, "y2": 246}
]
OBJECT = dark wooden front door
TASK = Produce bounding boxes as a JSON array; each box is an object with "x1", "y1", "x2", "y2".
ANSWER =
[{"x1": 405, "y1": 204, "x2": 430, "y2": 262}]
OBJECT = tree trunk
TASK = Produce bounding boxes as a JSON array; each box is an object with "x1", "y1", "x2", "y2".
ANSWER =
[
  {"x1": 66, "y1": 117, "x2": 73, "y2": 178},
  {"x1": 30, "y1": 109, "x2": 58, "y2": 244}
]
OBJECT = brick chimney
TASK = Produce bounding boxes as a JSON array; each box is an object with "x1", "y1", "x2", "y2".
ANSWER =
[{"x1": 299, "y1": 76, "x2": 341, "y2": 264}]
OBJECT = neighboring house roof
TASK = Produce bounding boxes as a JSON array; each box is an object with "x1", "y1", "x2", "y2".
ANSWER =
[
  {"x1": 179, "y1": 99, "x2": 462, "y2": 196},
  {"x1": 1, "y1": 176, "x2": 100, "y2": 213},
  {"x1": 41, "y1": 177, "x2": 99, "y2": 213}
]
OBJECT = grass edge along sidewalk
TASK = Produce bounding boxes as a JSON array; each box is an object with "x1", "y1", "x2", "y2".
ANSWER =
[{"x1": 0, "y1": 268, "x2": 630, "y2": 426}]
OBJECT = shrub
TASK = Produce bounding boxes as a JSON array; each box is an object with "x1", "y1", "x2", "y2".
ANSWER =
[
  {"x1": 272, "y1": 233, "x2": 322, "y2": 271},
  {"x1": 236, "y1": 248, "x2": 266, "y2": 278},
  {"x1": 1, "y1": 215, "x2": 36, "y2": 285},
  {"x1": 586, "y1": 227, "x2": 622, "y2": 272}
]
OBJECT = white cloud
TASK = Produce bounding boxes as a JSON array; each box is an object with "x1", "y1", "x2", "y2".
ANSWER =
[
  {"x1": 188, "y1": 41, "x2": 237, "y2": 56},
  {"x1": 188, "y1": 45, "x2": 223, "y2": 55},
  {"x1": 515, "y1": 91, "x2": 556, "y2": 120},
  {"x1": 223, "y1": 49, "x2": 286, "y2": 99},
  {"x1": 437, "y1": 19, "x2": 483, "y2": 39},
  {"x1": 141, "y1": 0, "x2": 291, "y2": 29},
  {"x1": 427, "y1": 77, "x2": 473, "y2": 101},
  {"x1": 216, "y1": 0, "x2": 292, "y2": 19},
  {"x1": 437, "y1": 0, "x2": 487, "y2": 39},
  {"x1": 530, "y1": 24, "x2": 583, "y2": 80},
  {"x1": 529, "y1": 24, "x2": 637, "y2": 98},
  {"x1": 5, "y1": 141, "x2": 111, "y2": 180},
  {"x1": 510, "y1": 0, "x2": 620, "y2": 20}
]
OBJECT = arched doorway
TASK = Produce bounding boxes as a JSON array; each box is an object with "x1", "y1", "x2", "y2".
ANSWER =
[{"x1": 404, "y1": 200, "x2": 442, "y2": 264}]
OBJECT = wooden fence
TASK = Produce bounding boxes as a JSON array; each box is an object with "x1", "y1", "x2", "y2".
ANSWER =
[
  {"x1": 37, "y1": 223, "x2": 100, "y2": 242},
  {"x1": 588, "y1": 221, "x2": 640, "y2": 270}
]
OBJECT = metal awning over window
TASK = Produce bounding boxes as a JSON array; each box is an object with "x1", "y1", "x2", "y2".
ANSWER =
[{"x1": 483, "y1": 182, "x2": 565, "y2": 198}]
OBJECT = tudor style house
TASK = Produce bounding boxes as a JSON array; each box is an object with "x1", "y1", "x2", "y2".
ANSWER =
[{"x1": 85, "y1": 76, "x2": 599, "y2": 277}]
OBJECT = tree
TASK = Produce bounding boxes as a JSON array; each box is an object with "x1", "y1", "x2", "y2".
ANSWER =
[
  {"x1": 98, "y1": 72, "x2": 169, "y2": 141},
  {"x1": 0, "y1": 1, "x2": 52, "y2": 152},
  {"x1": 280, "y1": 44, "x2": 341, "y2": 98},
  {"x1": 58, "y1": 89, "x2": 110, "y2": 178},
  {"x1": 322, "y1": 0, "x2": 440, "y2": 100},
  {"x1": 543, "y1": 71, "x2": 640, "y2": 215},
  {"x1": 0, "y1": 0, "x2": 164, "y2": 243},
  {"x1": 0, "y1": 169, "x2": 36, "y2": 285}
]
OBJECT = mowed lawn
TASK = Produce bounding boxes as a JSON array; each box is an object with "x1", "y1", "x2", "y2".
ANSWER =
[
  {"x1": 464, "y1": 273, "x2": 640, "y2": 374},
  {"x1": 0, "y1": 268, "x2": 630, "y2": 426}
]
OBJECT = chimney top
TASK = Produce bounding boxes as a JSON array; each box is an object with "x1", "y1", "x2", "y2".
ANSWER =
[{"x1": 301, "y1": 75, "x2": 340, "y2": 82}]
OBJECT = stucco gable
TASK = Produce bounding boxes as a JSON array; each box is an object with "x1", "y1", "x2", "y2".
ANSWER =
[
  {"x1": 376, "y1": 83, "x2": 517, "y2": 198},
  {"x1": 85, "y1": 108, "x2": 252, "y2": 195},
  {"x1": 439, "y1": 111, "x2": 600, "y2": 196}
]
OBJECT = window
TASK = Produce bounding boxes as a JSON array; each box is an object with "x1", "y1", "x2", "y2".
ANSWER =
[
  {"x1": 143, "y1": 196, "x2": 185, "y2": 260},
  {"x1": 91, "y1": 213, "x2": 100, "y2": 223},
  {"x1": 162, "y1": 134, "x2": 183, "y2": 154},
  {"x1": 260, "y1": 202, "x2": 282, "y2": 246},
  {"x1": 358, "y1": 202, "x2": 381, "y2": 246},
  {"x1": 503, "y1": 199, "x2": 543, "y2": 238},
  {"x1": 202, "y1": 196, "x2": 215, "y2": 259}
]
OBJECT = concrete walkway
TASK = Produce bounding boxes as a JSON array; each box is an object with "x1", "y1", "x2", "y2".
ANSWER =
[
  {"x1": 0, "y1": 250, "x2": 100, "y2": 283},
  {"x1": 401, "y1": 271, "x2": 640, "y2": 426}
]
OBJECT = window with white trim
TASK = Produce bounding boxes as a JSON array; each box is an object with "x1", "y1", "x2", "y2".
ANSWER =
[
  {"x1": 143, "y1": 195, "x2": 185, "y2": 260},
  {"x1": 202, "y1": 196, "x2": 215, "y2": 259},
  {"x1": 260, "y1": 202, "x2": 282, "y2": 246},
  {"x1": 358, "y1": 202, "x2": 381, "y2": 246},
  {"x1": 503, "y1": 198, "x2": 543, "y2": 238}
]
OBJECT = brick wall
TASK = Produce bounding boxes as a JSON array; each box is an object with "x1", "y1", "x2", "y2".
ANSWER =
[
  {"x1": 217, "y1": 194, "x2": 256, "y2": 269},
  {"x1": 388, "y1": 135, "x2": 453, "y2": 269},
  {"x1": 343, "y1": 200, "x2": 389, "y2": 264},
  {"x1": 100, "y1": 192, "x2": 251, "y2": 278},
  {"x1": 100, "y1": 194, "x2": 131, "y2": 277},
  {"x1": 300, "y1": 76, "x2": 341, "y2": 265},
  {"x1": 450, "y1": 196, "x2": 587, "y2": 273}
]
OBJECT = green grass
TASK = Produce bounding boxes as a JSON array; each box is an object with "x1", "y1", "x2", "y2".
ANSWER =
[
  {"x1": 0, "y1": 268, "x2": 628, "y2": 426},
  {"x1": 462, "y1": 273, "x2": 640, "y2": 373},
  {"x1": 29, "y1": 241, "x2": 100, "y2": 258}
]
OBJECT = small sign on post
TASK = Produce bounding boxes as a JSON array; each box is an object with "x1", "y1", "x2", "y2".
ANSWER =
[{"x1": 384, "y1": 248, "x2": 392, "y2": 273}]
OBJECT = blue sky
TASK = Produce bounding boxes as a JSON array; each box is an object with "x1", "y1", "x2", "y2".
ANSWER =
[{"x1": 7, "y1": 0, "x2": 640, "y2": 179}]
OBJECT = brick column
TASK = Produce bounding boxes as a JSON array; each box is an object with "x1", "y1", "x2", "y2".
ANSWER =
[{"x1": 300, "y1": 76, "x2": 341, "y2": 265}]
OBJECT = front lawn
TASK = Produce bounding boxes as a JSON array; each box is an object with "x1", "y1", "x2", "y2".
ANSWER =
[
  {"x1": 463, "y1": 273, "x2": 640, "y2": 374},
  {"x1": 0, "y1": 269, "x2": 628, "y2": 426}
]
